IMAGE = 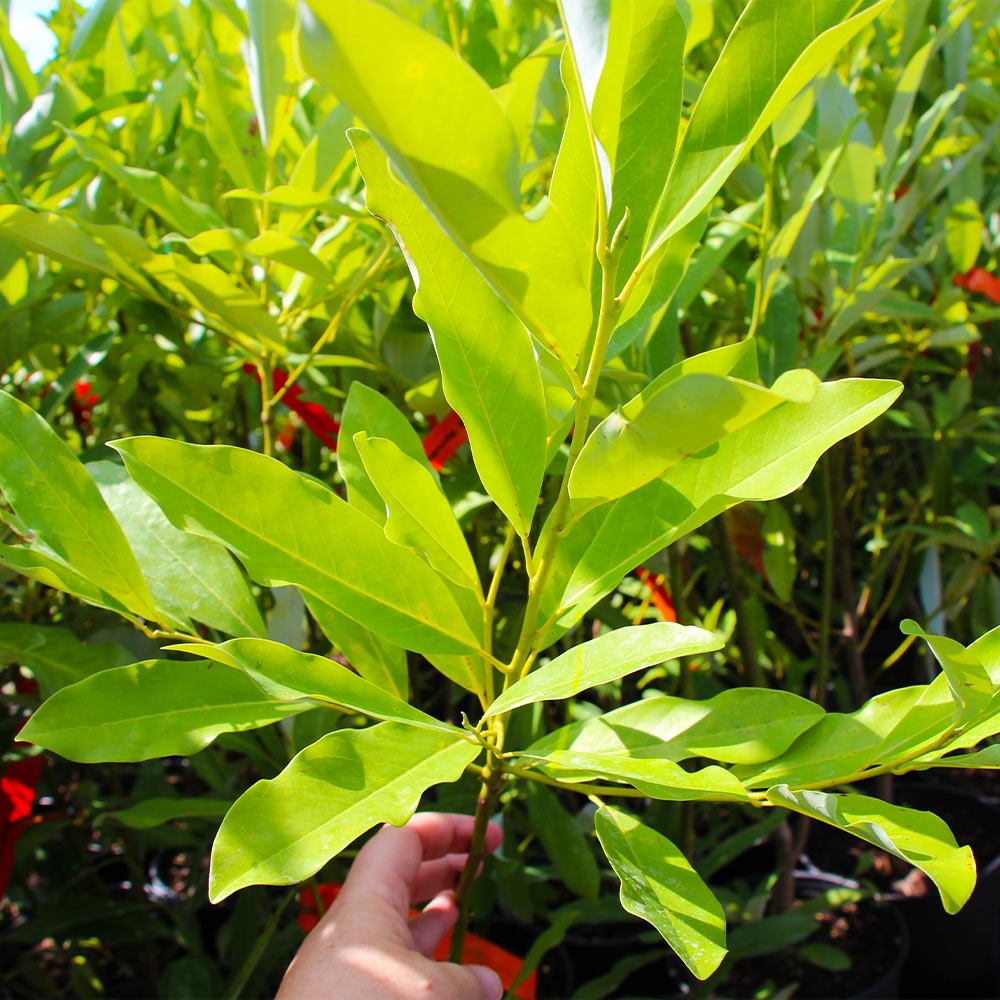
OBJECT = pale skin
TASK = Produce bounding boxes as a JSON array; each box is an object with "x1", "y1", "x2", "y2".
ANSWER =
[{"x1": 277, "y1": 813, "x2": 505, "y2": 1000}]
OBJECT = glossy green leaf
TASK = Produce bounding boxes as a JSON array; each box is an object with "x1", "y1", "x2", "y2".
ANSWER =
[
  {"x1": 337, "y1": 381, "x2": 435, "y2": 525},
  {"x1": 542, "y1": 378, "x2": 902, "y2": 640},
  {"x1": 351, "y1": 130, "x2": 547, "y2": 536},
  {"x1": 300, "y1": 0, "x2": 591, "y2": 369},
  {"x1": 209, "y1": 722, "x2": 479, "y2": 900},
  {"x1": 524, "y1": 783, "x2": 600, "y2": 902},
  {"x1": 0, "y1": 623, "x2": 132, "y2": 698},
  {"x1": 167, "y1": 637, "x2": 451, "y2": 735},
  {"x1": 588, "y1": 0, "x2": 687, "y2": 278},
  {"x1": 569, "y1": 370, "x2": 820, "y2": 507},
  {"x1": 643, "y1": 0, "x2": 892, "y2": 262},
  {"x1": 735, "y1": 675, "x2": 956, "y2": 788},
  {"x1": 103, "y1": 797, "x2": 232, "y2": 829},
  {"x1": 355, "y1": 434, "x2": 481, "y2": 594},
  {"x1": 901, "y1": 619, "x2": 993, "y2": 728},
  {"x1": 595, "y1": 805, "x2": 727, "y2": 980},
  {"x1": 112, "y1": 438, "x2": 483, "y2": 657},
  {"x1": 0, "y1": 392, "x2": 157, "y2": 621},
  {"x1": 521, "y1": 748, "x2": 749, "y2": 803},
  {"x1": 487, "y1": 622, "x2": 721, "y2": 715},
  {"x1": 530, "y1": 688, "x2": 824, "y2": 766},
  {"x1": 20, "y1": 659, "x2": 305, "y2": 763},
  {"x1": 88, "y1": 461, "x2": 266, "y2": 638},
  {"x1": 304, "y1": 594, "x2": 409, "y2": 700},
  {"x1": 766, "y1": 786, "x2": 976, "y2": 914}
]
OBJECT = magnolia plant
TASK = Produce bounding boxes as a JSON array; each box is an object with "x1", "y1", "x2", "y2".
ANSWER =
[{"x1": 5, "y1": 0, "x2": 1000, "y2": 983}]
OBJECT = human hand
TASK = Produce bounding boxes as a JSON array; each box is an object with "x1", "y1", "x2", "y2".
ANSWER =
[{"x1": 276, "y1": 812, "x2": 504, "y2": 999}]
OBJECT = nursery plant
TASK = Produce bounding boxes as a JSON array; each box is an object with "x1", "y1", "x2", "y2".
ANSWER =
[{"x1": 4, "y1": 0, "x2": 1000, "y2": 990}]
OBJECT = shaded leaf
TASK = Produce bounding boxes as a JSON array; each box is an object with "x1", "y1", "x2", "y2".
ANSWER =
[{"x1": 595, "y1": 805, "x2": 726, "y2": 980}]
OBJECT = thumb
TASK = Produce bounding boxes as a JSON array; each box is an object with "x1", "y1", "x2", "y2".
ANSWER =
[
  {"x1": 435, "y1": 961, "x2": 503, "y2": 1000},
  {"x1": 468, "y1": 964, "x2": 504, "y2": 1000}
]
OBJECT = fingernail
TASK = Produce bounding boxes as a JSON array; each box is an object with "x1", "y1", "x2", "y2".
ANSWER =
[{"x1": 469, "y1": 964, "x2": 503, "y2": 1000}]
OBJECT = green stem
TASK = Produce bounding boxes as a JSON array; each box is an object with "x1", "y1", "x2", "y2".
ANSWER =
[
  {"x1": 746, "y1": 144, "x2": 778, "y2": 340},
  {"x1": 269, "y1": 243, "x2": 392, "y2": 410},
  {"x1": 258, "y1": 355, "x2": 275, "y2": 457},
  {"x1": 714, "y1": 515, "x2": 762, "y2": 687},
  {"x1": 812, "y1": 458, "x2": 835, "y2": 708},
  {"x1": 447, "y1": 763, "x2": 505, "y2": 962},
  {"x1": 502, "y1": 211, "x2": 629, "y2": 690}
]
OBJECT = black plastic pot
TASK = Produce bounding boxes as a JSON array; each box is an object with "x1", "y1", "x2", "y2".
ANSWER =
[{"x1": 893, "y1": 782, "x2": 1000, "y2": 999}]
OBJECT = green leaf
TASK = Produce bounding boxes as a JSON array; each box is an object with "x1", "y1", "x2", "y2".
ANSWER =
[
  {"x1": 762, "y1": 502, "x2": 796, "y2": 603},
  {"x1": 589, "y1": 0, "x2": 687, "y2": 279},
  {"x1": 911, "y1": 745, "x2": 1000, "y2": 770},
  {"x1": 643, "y1": 0, "x2": 893, "y2": 262},
  {"x1": 800, "y1": 943, "x2": 851, "y2": 972},
  {"x1": 0, "y1": 9, "x2": 37, "y2": 128},
  {"x1": 901, "y1": 619, "x2": 993, "y2": 728},
  {"x1": 487, "y1": 622, "x2": 721, "y2": 715},
  {"x1": 766, "y1": 785, "x2": 976, "y2": 914},
  {"x1": 244, "y1": 0, "x2": 297, "y2": 151},
  {"x1": 62, "y1": 129, "x2": 222, "y2": 237},
  {"x1": 569, "y1": 370, "x2": 820, "y2": 507},
  {"x1": 0, "y1": 392, "x2": 157, "y2": 621},
  {"x1": 520, "y1": 748, "x2": 749, "y2": 803},
  {"x1": 167, "y1": 637, "x2": 453, "y2": 735},
  {"x1": 194, "y1": 51, "x2": 263, "y2": 190},
  {"x1": 355, "y1": 434, "x2": 481, "y2": 594},
  {"x1": 945, "y1": 197, "x2": 983, "y2": 273},
  {"x1": 300, "y1": 0, "x2": 591, "y2": 369},
  {"x1": 304, "y1": 594, "x2": 409, "y2": 700},
  {"x1": 351, "y1": 130, "x2": 547, "y2": 536},
  {"x1": 337, "y1": 380, "x2": 435, "y2": 525},
  {"x1": 595, "y1": 805, "x2": 726, "y2": 980},
  {"x1": 112, "y1": 437, "x2": 484, "y2": 657},
  {"x1": 181, "y1": 229, "x2": 330, "y2": 282},
  {"x1": 20, "y1": 659, "x2": 305, "y2": 763},
  {"x1": 102, "y1": 797, "x2": 232, "y2": 830},
  {"x1": 88, "y1": 461, "x2": 267, "y2": 638},
  {"x1": 530, "y1": 688, "x2": 824, "y2": 766},
  {"x1": 542, "y1": 378, "x2": 902, "y2": 640},
  {"x1": 523, "y1": 783, "x2": 600, "y2": 902},
  {"x1": 735, "y1": 675, "x2": 956, "y2": 788},
  {"x1": 0, "y1": 206, "x2": 116, "y2": 277},
  {"x1": 209, "y1": 722, "x2": 479, "y2": 900},
  {"x1": 0, "y1": 623, "x2": 132, "y2": 698},
  {"x1": 142, "y1": 253, "x2": 285, "y2": 354}
]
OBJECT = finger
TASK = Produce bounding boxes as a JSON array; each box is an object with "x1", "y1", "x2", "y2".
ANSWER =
[
  {"x1": 405, "y1": 812, "x2": 502, "y2": 861},
  {"x1": 408, "y1": 889, "x2": 458, "y2": 955},
  {"x1": 435, "y1": 961, "x2": 504, "y2": 1000},
  {"x1": 409, "y1": 853, "x2": 467, "y2": 903}
]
